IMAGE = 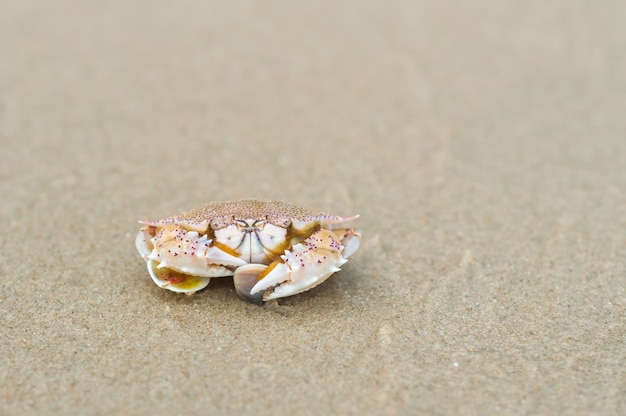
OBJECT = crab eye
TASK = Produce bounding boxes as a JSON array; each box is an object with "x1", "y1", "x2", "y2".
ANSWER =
[{"x1": 210, "y1": 219, "x2": 224, "y2": 229}]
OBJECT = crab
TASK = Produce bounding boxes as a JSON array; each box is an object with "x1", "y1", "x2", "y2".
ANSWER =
[{"x1": 135, "y1": 199, "x2": 361, "y2": 303}]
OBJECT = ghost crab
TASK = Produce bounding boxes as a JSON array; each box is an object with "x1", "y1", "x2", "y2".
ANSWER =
[{"x1": 135, "y1": 199, "x2": 361, "y2": 303}]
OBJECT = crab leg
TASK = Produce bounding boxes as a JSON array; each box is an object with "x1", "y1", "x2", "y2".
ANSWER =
[{"x1": 234, "y1": 228, "x2": 359, "y2": 302}]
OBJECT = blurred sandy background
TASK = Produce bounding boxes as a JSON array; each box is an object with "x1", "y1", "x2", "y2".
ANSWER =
[{"x1": 1, "y1": 0, "x2": 625, "y2": 414}]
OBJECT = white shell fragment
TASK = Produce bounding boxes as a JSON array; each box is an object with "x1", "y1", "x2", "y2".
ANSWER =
[{"x1": 135, "y1": 199, "x2": 361, "y2": 303}]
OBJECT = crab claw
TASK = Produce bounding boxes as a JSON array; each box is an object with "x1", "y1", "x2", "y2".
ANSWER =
[
  {"x1": 247, "y1": 229, "x2": 352, "y2": 301},
  {"x1": 138, "y1": 225, "x2": 246, "y2": 278},
  {"x1": 338, "y1": 228, "x2": 361, "y2": 259}
]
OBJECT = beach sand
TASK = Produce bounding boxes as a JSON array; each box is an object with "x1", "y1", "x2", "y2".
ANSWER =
[{"x1": 1, "y1": 1, "x2": 625, "y2": 414}]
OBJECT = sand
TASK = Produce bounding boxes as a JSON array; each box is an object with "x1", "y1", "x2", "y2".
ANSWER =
[{"x1": 1, "y1": 0, "x2": 625, "y2": 414}]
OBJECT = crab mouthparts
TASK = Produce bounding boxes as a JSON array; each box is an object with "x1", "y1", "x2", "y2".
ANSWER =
[{"x1": 242, "y1": 231, "x2": 266, "y2": 263}]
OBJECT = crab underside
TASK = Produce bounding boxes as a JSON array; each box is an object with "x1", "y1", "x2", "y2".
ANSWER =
[{"x1": 135, "y1": 199, "x2": 361, "y2": 303}]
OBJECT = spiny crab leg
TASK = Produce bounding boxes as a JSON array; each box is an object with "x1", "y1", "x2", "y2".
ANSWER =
[{"x1": 234, "y1": 228, "x2": 360, "y2": 302}]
